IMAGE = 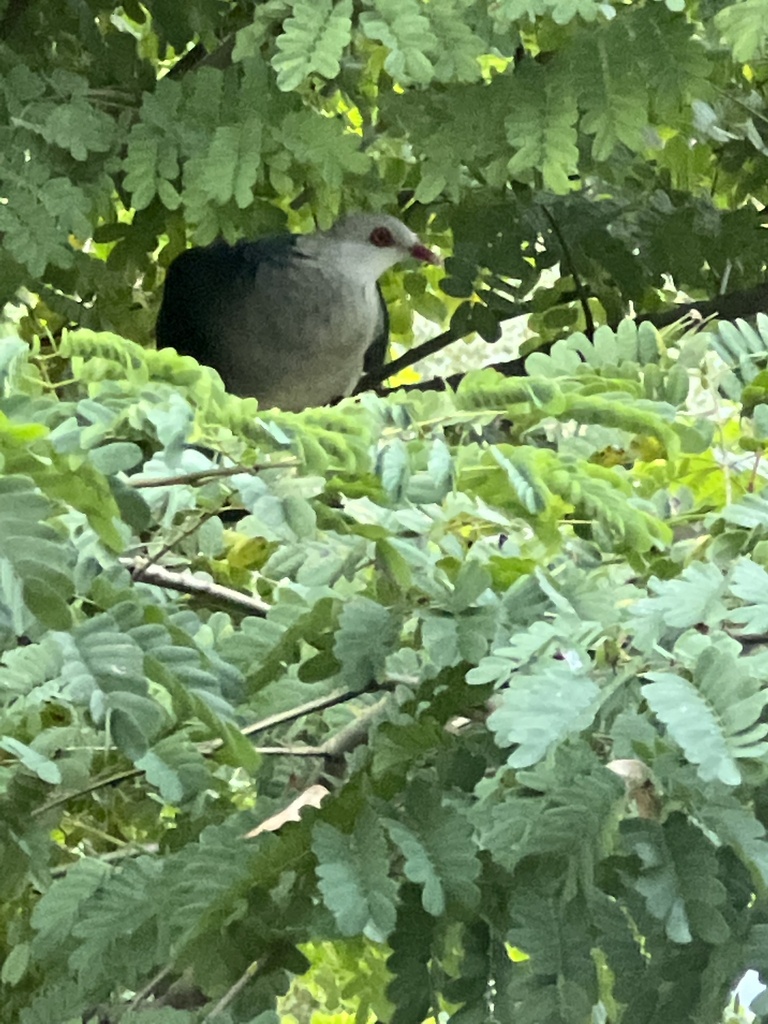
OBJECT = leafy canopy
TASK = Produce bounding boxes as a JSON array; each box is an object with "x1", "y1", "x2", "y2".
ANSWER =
[{"x1": 4, "y1": 1, "x2": 768, "y2": 1023}]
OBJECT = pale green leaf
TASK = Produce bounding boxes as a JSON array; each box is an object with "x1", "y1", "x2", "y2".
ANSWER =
[
  {"x1": 360, "y1": 0, "x2": 437, "y2": 85},
  {"x1": 313, "y1": 808, "x2": 398, "y2": 940},
  {"x1": 272, "y1": 0, "x2": 353, "y2": 91},
  {"x1": 0, "y1": 736, "x2": 62, "y2": 784},
  {"x1": 716, "y1": 0, "x2": 768, "y2": 63},
  {"x1": 488, "y1": 663, "x2": 600, "y2": 767}
]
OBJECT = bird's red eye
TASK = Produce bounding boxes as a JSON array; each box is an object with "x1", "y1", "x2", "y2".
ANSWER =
[{"x1": 370, "y1": 226, "x2": 394, "y2": 248}]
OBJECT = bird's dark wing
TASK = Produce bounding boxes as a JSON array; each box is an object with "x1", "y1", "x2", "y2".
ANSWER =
[
  {"x1": 155, "y1": 234, "x2": 300, "y2": 374},
  {"x1": 156, "y1": 231, "x2": 388, "y2": 406},
  {"x1": 362, "y1": 285, "x2": 389, "y2": 378}
]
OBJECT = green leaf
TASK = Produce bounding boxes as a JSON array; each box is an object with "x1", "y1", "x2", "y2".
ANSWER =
[
  {"x1": 385, "y1": 819, "x2": 445, "y2": 914},
  {"x1": 634, "y1": 562, "x2": 727, "y2": 642},
  {"x1": 0, "y1": 737, "x2": 62, "y2": 784},
  {"x1": 279, "y1": 110, "x2": 370, "y2": 188},
  {"x1": 386, "y1": 885, "x2": 434, "y2": 1024},
  {"x1": 106, "y1": 691, "x2": 169, "y2": 760},
  {"x1": 505, "y1": 64, "x2": 580, "y2": 193},
  {"x1": 625, "y1": 814, "x2": 729, "y2": 945},
  {"x1": 313, "y1": 808, "x2": 398, "y2": 941},
  {"x1": 88, "y1": 442, "x2": 144, "y2": 475},
  {"x1": 643, "y1": 648, "x2": 768, "y2": 786},
  {"x1": 427, "y1": 0, "x2": 485, "y2": 83},
  {"x1": 716, "y1": 0, "x2": 768, "y2": 62},
  {"x1": 0, "y1": 475, "x2": 77, "y2": 632},
  {"x1": 569, "y1": 29, "x2": 650, "y2": 160},
  {"x1": 487, "y1": 663, "x2": 600, "y2": 767},
  {"x1": 1, "y1": 940, "x2": 29, "y2": 986},
  {"x1": 728, "y1": 557, "x2": 768, "y2": 634},
  {"x1": 272, "y1": 0, "x2": 353, "y2": 91},
  {"x1": 384, "y1": 780, "x2": 480, "y2": 915},
  {"x1": 360, "y1": 0, "x2": 437, "y2": 85},
  {"x1": 54, "y1": 614, "x2": 148, "y2": 700},
  {"x1": 40, "y1": 99, "x2": 116, "y2": 160},
  {"x1": 492, "y1": 0, "x2": 606, "y2": 29},
  {"x1": 31, "y1": 859, "x2": 112, "y2": 959},
  {"x1": 186, "y1": 120, "x2": 262, "y2": 208},
  {"x1": 135, "y1": 735, "x2": 210, "y2": 805},
  {"x1": 334, "y1": 597, "x2": 402, "y2": 686}
]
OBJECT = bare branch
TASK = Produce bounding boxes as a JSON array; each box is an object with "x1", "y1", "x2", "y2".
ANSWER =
[
  {"x1": 203, "y1": 961, "x2": 258, "y2": 1021},
  {"x1": 128, "y1": 965, "x2": 175, "y2": 1011},
  {"x1": 121, "y1": 557, "x2": 271, "y2": 616},
  {"x1": 360, "y1": 278, "x2": 768, "y2": 400},
  {"x1": 34, "y1": 687, "x2": 378, "y2": 814},
  {"x1": 127, "y1": 460, "x2": 296, "y2": 488},
  {"x1": 321, "y1": 696, "x2": 390, "y2": 759},
  {"x1": 542, "y1": 204, "x2": 596, "y2": 340},
  {"x1": 33, "y1": 767, "x2": 143, "y2": 816},
  {"x1": 356, "y1": 326, "x2": 464, "y2": 390},
  {"x1": 237, "y1": 687, "x2": 378, "y2": 740},
  {"x1": 251, "y1": 745, "x2": 327, "y2": 755},
  {"x1": 636, "y1": 282, "x2": 768, "y2": 329}
]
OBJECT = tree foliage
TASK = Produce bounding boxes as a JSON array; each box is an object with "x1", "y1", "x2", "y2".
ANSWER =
[{"x1": 4, "y1": 1, "x2": 768, "y2": 1023}]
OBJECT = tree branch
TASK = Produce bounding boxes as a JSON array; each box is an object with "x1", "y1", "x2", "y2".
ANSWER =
[
  {"x1": 363, "y1": 278, "x2": 768, "y2": 399},
  {"x1": 203, "y1": 962, "x2": 259, "y2": 1021},
  {"x1": 128, "y1": 966, "x2": 175, "y2": 1011},
  {"x1": 122, "y1": 557, "x2": 271, "y2": 616},
  {"x1": 355, "y1": 326, "x2": 464, "y2": 391},
  {"x1": 542, "y1": 204, "x2": 596, "y2": 339},
  {"x1": 127, "y1": 460, "x2": 296, "y2": 488},
  {"x1": 166, "y1": 36, "x2": 236, "y2": 79},
  {"x1": 236, "y1": 686, "x2": 381, "y2": 741},
  {"x1": 34, "y1": 687, "x2": 379, "y2": 814},
  {"x1": 320, "y1": 696, "x2": 390, "y2": 760},
  {"x1": 635, "y1": 282, "x2": 768, "y2": 329}
]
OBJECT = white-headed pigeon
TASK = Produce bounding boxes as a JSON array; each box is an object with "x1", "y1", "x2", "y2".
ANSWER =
[{"x1": 156, "y1": 213, "x2": 439, "y2": 411}]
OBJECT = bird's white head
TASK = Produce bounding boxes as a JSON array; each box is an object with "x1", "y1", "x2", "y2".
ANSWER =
[{"x1": 309, "y1": 212, "x2": 440, "y2": 281}]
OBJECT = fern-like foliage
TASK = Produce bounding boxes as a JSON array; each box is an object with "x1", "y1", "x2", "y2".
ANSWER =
[
  {"x1": 6, "y1": 0, "x2": 768, "y2": 1018},
  {"x1": 272, "y1": 0, "x2": 353, "y2": 92},
  {"x1": 313, "y1": 808, "x2": 398, "y2": 941},
  {"x1": 644, "y1": 648, "x2": 768, "y2": 785}
]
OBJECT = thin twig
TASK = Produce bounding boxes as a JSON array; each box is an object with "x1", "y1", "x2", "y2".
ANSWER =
[
  {"x1": 238, "y1": 687, "x2": 375, "y2": 740},
  {"x1": 380, "y1": 346, "x2": 541, "y2": 396},
  {"x1": 51, "y1": 843, "x2": 159, "y2": 877},
  {"x1": 251, "y1": 745, "x2": 326, "y2": 756},
  {"x1": 636, "y1": 281, "x2": 768, "y2": 329},
  {"x1": 748, "y1": 451, "x2": 763, "y2": 494},
  {"x1": 34, "y1": 689, "x2": 374, "y2": 813},
  {"x1": 203, "y1": 962, "x2": 259, "y2": 1020},
  {"x1": 542, "y1": 205, "x2": 595, "y2": 340},
  {"x1": 128, "y1": 965, "x2": 176, "y2": 1011},
  {"x1": 356, "y1": 326, "x2": 464, "y2": 390},
  {"x1": 122, "y1": 557, "x2": 271, "y2": 616},
  {"x1": 128, "y1": 460, "x2": 296, "y2": 488},
  {"x1": 251, "y1": 696, "x2": 389, "y2": 757},
  {"x1": 33, "y1": 767, "x2": 142, "y2": 816},
  {"x1": 242, "y1": 697, "x2": 391, "y2": 760},
  {"x1": 320, "y1": 696, "x2": 390, "y2": 758},
  {"x1": 360, "y1": 252, "x2": 768, "y2": 399},
  {"x1": 136, "y1": 509, "x2": 223, "y2": 576}
]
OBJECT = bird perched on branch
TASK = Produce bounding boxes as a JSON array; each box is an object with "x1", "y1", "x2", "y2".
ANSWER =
[{"x1": 155, "y1": 213, "x2": 439, "y2": 412}]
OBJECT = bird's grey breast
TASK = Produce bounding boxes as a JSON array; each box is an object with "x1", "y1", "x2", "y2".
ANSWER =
[{"x1": 230, "y1": 253, "x2": 384, "y2": 410}]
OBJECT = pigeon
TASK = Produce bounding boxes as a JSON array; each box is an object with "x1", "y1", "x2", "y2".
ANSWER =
[{"x1": 155, "y1": 213, "x2": 439, "y2": 411}]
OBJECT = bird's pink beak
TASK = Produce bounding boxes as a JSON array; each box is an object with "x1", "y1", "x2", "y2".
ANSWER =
[{"x1": 410, "y1": 242, "x2": 441, "y2": 266}]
